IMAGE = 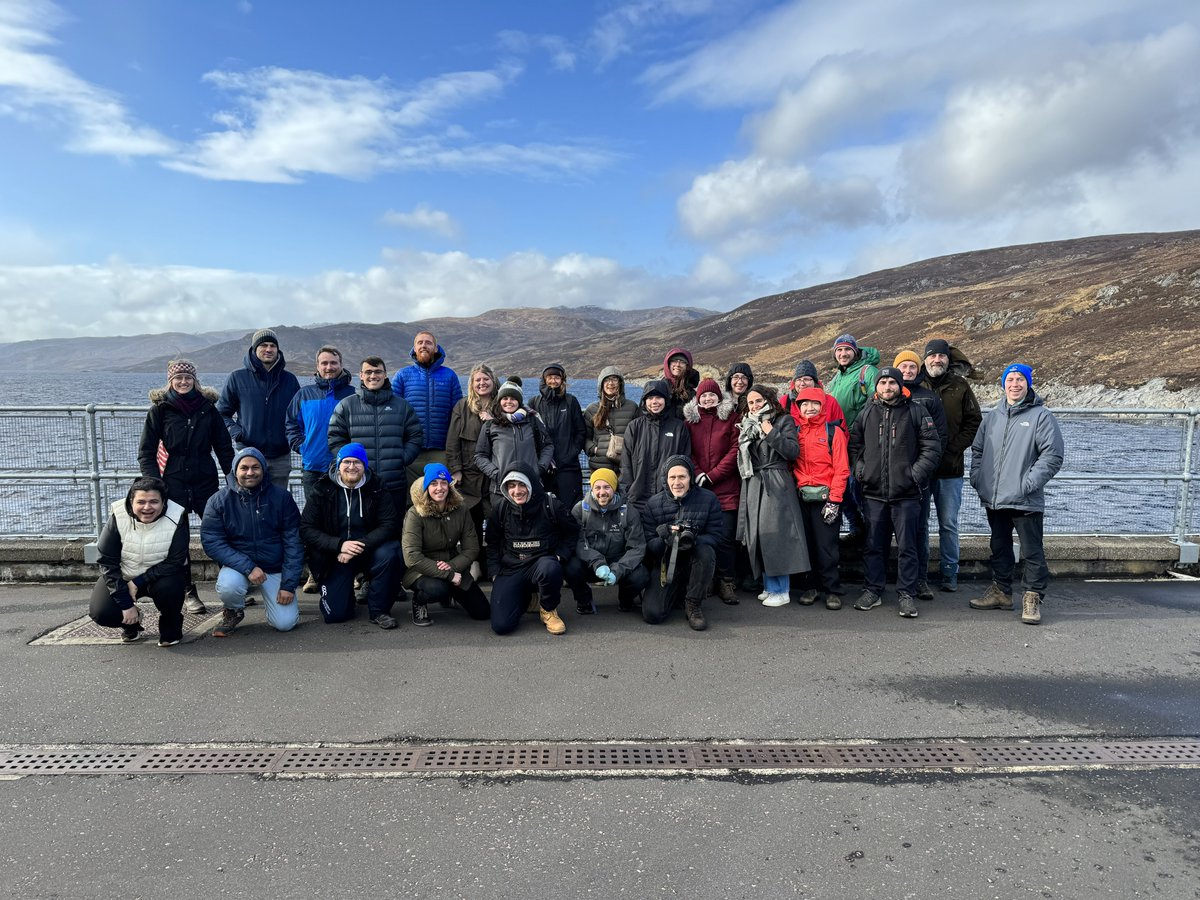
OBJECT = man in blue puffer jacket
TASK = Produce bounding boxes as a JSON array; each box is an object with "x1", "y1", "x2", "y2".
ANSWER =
[
  {"x1": 285, "y1": 345, "x2": 355, "y2": 504},
  {"x1": 217, "y1": 328, "x2": 301, "y2": 491},
  {"x1": 391, "y1": 330, "x2": 462, "y2": 484},
  {"x1": 201, "y1": 447, "x2": 304, "y2": 638}
]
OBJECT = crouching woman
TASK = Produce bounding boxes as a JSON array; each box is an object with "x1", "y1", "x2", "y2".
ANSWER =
[
  {"x1": 89, "y1": 476, "x2": 189, "y2": 646},
  {"x1": 402, "y1": 463, "x2": 490, "y2": 626}
]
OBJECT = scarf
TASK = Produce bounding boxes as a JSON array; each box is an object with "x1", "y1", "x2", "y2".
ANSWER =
[
  {"x1": 735, "y1": 408, "x2": 770, "y2": 480},
  {"x1": 166, "y1": 388, "x2": 206, "y2": 416}
]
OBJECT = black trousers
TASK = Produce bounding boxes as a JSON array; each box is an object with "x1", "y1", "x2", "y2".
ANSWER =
[
  {"x1": 863, "y1": 497, "x2": 920, "y2": 596},
  {"x1": 89, "y1": 572, "x2": 186, "y2": 643},
  {"x1": 715, "y1": 509, "x2": 737, "y2": 580},
  {"x1": 563, "y1": 555, "x2": 650, "y2": 608},
  {"x1": 641, "y1": 543, "x2": 715, "y2": 625},
  {"x1": 490, "y1": 557, "x2": 563, "y2": 635},
  {"x1": 409, "y1": 575, "x2": 490, "y2": 620},
  {"x1": 798, "y1": 499, "x2": 842, "y2": 594},
  {"x1": 318, "y1": 540, "x2": 401, "y2": 622},
  {"x1": 543, "y1": 467, "x2": 583, "y2": 508},
  {"x1": 986, "y1": 508, "x2": 1049, "y2": 596}
]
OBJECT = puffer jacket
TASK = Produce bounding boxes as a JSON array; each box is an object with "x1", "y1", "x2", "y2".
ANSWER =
[
  {"x1": 201, "y1": 447, "x2": 304, "y2": 591},
  {"x1": 485, "y1": 462, "x2": 578, "y2": 576},
  {"x1": 97, "y1": 490, "x2": 189, "y2": 608},
  {"x1": 473, "y1": 409, "x2": 554, "y2": 496},
  {"x1": 682, "y1": 395, "x2": 741, "y2": 512},
  {"x1": 828, "y1": 346, "x2": 880, "y2": 429},
  {"x1": 619, "y1": 382, "x2": 691, "y2": 513},
  {"x1": 300, "y1": 464, "x2": 398, "y2": 560},
  {"x1": 401, "y1": 479, "x2": 479, "y2": 589},
  {"x1": 641, "y1": 455, "x2": 724, "y2": 560},
  {"x1": 969, "y1": 392, "x2": 1064, "y2": 513},
  {"x1": 848, "y1": 393, "x2": 942, "y2": 502},
  {"x1": 922, "y1": 347, "x2": 983, "y2": 478},
  {"x1": 445, "y1": 397, "x2": 494, "y2": 510},
  {"x1": 138, "y1": 385, "x2": 234, "y2": 515},
  {"x1": 390, "y1": 345, "x2": 463, "y2": 451},
  {"x1": 583, "y1": 366, "x2": 639, "y2": 472},
  {"x1": 328, "y1": 385, "x2": 423, "y2": 499},
  {"x1": 529, "y1": 380, "x2": 586, "y2": 471},
  {"x1": 286, "y1": 370, "x2": 355, "y2": 473},
  {"x1": 217, "y1": 350, "x2": 301, "y2": 457},
  {"x1": 571, "y1": 488, "x2": 646, "y2": 580}
]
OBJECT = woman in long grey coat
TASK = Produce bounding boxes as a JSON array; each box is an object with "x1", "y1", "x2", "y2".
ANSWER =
[{"x1": 736, "y1": 385, "x2": 810, "y2": 608}]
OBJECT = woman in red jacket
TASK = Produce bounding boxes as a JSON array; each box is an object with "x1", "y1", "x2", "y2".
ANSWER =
[
  {"x1": 792, "y1": 387, "x2": 850, "y2": 609},
  {"x1": 683, "y1": 378, "x2": 741, "y2": 603}
]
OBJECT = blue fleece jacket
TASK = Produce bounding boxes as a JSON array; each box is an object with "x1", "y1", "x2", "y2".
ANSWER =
[{"x1": 286, "y1": 370, "x2": 355, "y2": 473}]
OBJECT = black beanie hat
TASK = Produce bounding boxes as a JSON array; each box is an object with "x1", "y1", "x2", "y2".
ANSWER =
[{"x1": 924, "y1": 339, "x2": 951, "y2": 358}]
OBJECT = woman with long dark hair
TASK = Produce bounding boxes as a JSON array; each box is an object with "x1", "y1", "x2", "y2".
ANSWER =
[{"x1": 584, "y1": 366, "x2": 639, "y2": 476}]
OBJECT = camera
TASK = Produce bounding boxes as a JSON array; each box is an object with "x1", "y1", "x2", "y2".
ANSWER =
[{"x1": 673, "y1": 528, "x2": 696, "y2": 552}]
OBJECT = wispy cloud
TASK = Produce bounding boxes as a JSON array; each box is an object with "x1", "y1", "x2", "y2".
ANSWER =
[
  {"x1": 382, "y1": 204, "x2": 462, "y2": 240},
  {"x1": 590, "y1": 0, "x2": 719, "y2": 66},
  {"x1": 498, "y1": 30, "x2": 576, "y2": 71},
  {"x1": 0, "y1": 0, "x2": 175, "y2": 156}
]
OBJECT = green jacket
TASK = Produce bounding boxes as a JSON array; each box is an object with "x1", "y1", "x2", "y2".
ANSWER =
[{"x1": 827, "y1": 346, "x2": 880, "y2": 428}]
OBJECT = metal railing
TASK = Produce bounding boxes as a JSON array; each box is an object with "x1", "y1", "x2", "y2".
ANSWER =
[{"x1": 1, "y1": 404, "x2": 1198, "y2": 542}]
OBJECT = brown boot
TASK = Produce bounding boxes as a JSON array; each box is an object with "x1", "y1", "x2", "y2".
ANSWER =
[
  {"x1": 717, "y1": 578, "x2": 738, "y2": 605},
  {"x1": 970, "y1": 582, "x2": 1013, "y2": 610},
  {"x1": 684, "y1": 598, "x2": 707, "y2": 631},
  {"x1": 1021, "y1": 591, "x2": 1042, "y2": 624}
]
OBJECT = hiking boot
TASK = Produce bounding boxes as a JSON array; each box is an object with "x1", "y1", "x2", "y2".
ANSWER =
[
  {"x1": 618, "y1": 593, "x2": 638, "y2": 612},
  {"x1": 717, "y1": 578, "x2": 738, "y2": 605},
  {"x1": 120, "y1": 624, "x2": 144, "y2": 643},
  {"x1": 1021, "y1": 591, "x2": 1042, "y2": 625},
  {"x1": 684, "y1": 598, "x2": 707, "y2": 631},
  {"x1": 212, "y1": 608, "x2": 244, "y2": 638},
  {"x1": 823, "y1": 592, "x2": 842, "y2": 611},
  {"x1": 540, "y1": 607, "x2": 567, "y2": 635},
  {"x1": 576, "y1": 599, "x2": 597, "y2": 615},
  {"x1": 762, "y1": 592, "x2": 791, "y2": 607},
  {"x1": 970, "y1": 583, "x2": 1013, "y2": 610},
  {"x1": 797, "y1": 589, "x2": 819, "y2": 606},
  {"x1": 302, "y1": 574, "x2": 319, "y2": 594},
  {"x1": 157, "y1": 637, "x2": 181, "y2": 648},
  {"x1": 184, "y1": 584, "x2": 207, "y2": 615},
  {"x1": 898, "y1": 592, "x2": 919, "y2": 618},
  {"x1": 916, "y1": 581, "x2": 934, "y2": 601},
  {"x1": 411, "y1": 604, "x2": 432, "y2": 627},
  {"x1": 939, "y1": 572, "x2": 958, "y2": 592},
  {"x1": 853, "y1": 589, "x2": 882, "y2": 611},
  {"x1": 371, "y1": 613, "x2": 398, "y2": 630}
]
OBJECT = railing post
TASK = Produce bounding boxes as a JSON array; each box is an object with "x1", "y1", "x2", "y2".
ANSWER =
[
  {"x1": 84, "y1": 403, "x2": 104, "y2": 538},
  {"x1": 1181, "y1": 412, "x2": 1197, "y2": 543}
]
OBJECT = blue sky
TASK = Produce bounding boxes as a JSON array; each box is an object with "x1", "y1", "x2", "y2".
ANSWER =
[{"x1": 1, "y1": 0, "x2": 1197, "y2": 340}]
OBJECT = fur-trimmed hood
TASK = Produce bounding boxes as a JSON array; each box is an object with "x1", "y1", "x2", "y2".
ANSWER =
[
  {"x1": 682, "y1": 395, "x2": 736, "y2": 424},
  {"x1": 149, "y1": 385, "x2": 220, "y2": 404},
  {"x1": 408, "y1": 477, "x2": 465, "y2": 517}
]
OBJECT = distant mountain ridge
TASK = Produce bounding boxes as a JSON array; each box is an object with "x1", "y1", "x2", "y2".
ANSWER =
[{"x1": 5, "y1": 232, "x2": 1199, "y2": 387}]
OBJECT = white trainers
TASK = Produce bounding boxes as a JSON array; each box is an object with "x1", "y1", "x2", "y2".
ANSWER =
[
  {"x1": 761, "y1": 592, "x2": 791, "y2": 607},
  {"x1": 757, "y1": 591, "x2": 770, "y2": 601}
]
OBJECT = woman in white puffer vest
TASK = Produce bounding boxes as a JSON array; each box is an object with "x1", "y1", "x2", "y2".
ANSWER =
[{"x1": 88, "y1": 476, "x2": 190, "y2": 646}]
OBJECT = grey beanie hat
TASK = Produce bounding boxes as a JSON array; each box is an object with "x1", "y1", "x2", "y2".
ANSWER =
[{"x1": 250, "y1": 328, "x2": 279, "y2": 350}]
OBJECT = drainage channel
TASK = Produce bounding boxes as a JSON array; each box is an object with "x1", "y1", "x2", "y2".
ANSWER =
[{"x1": 1, "y1": 739, "x2": 1199, "y2": 777}]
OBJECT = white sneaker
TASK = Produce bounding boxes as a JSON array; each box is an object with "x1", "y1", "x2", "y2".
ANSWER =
[
  {"x1": 762, "y1": 592, "x2": 791, "y2": 607},
  {"x1": 757, "y1": 591, "x2": 770, "y2": 601}
]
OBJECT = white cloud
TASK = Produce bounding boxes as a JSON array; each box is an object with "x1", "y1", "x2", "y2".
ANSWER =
[
  {"x1": 591, "y1": 0, "x2": 719, "y2": 65},
  {"x1": 498, "y1": 30, "x2": 576, "y2": 71},
  {"x1": 0, "y1": 0, "x2": 175, "y2": 156},
  {"x1": 381, "y1": 204, "x2": 462, "y2": 240},
  {"x1": 0, "y1": 250, "x2": 759, "y2": 342}
]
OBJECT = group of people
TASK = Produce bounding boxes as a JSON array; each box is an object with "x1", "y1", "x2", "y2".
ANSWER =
[{"x1": 87, "y1": 326, "x2": 1065, "y2": 647}]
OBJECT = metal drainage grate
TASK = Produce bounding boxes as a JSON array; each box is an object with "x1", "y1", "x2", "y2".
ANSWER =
[
  {"x1": 30, "y1": 602, "x2": 221, "y2": 646},
  {"x1": 1, "y1": 739, "x2": 1198, "y2": 777}
]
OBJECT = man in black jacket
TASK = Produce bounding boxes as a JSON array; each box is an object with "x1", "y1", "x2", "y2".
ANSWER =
[
  {"x1": 640, "y1": 455, "x2": 723, "y2": 630},
  {"x1": 849, "y1": 368, "x2": 941, "y2": 619},
  {"x1": 300, "y1": 443, "x2": 402, "y2": 629},
  {"x1": 486, "y1": 462, "x2": 578, "y2": 636},
  {"x1": 529, "y1": 363, "x2": 587, "y2": 508}
]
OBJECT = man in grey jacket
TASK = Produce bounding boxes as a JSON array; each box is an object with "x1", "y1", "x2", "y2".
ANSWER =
[{"x1": 968, "y1": 363, "x2": 1064, "y2": 625}]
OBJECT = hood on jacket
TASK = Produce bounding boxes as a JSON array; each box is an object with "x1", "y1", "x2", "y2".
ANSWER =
[
  {"x1": 640, "y1": 379, "x2": 672, "y2": 412},
  {"x1": 838, "y1": 345, "x2": 880, "y2": 373},
  {"x1": 658, "y1": 453, "x2": 695, "y2": 493},
  {"x1": 315, "y1": 369, "x2": 353, "y2": 389},
  {"x1": 662, "y1": 348, "x2": 699, "y2": 393},
  {"x1": 498, "y1": 460, "x2": 547, "y2": 510},
  {"x1": 148, "y1": 385, "x2": 220, "y2": 404},
  {"x1": 122, "y1": 476, "x2": 175, "y2": 522},
  {"x1": 682, "y1": 394, "x2": 737, "y2": 423},
  {"x1": 410, "y1": 344, "x2": 447, "y2": 370},
  {"x1": 244, "y1": 348, "x2": 287, "y2": 377},
  {"x1": 227, "y1": 446, "x2": 269, "y2": 491},
  {"x1": 724, "y1": 362, "x2": 754, "y2": 394},
  {"x1": 595, "y1": 365, "x2": 626, "y2": 397},
  {"x1": 409, "y1": 476, "x2": 464, "y2": 517}
]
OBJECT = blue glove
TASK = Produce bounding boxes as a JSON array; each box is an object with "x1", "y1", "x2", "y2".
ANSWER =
[
  {"x1": 595, "y1": 565, "x2": 613, "y2": 584},
  {"x1": 604, "y1": 570, "x2": 618, "y2": 586}
]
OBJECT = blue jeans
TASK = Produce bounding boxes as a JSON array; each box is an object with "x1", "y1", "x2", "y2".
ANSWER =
[
  {"x1": 215, "y1": 567, "x2": 300, "y2": 632},
  {"x1": 763, "y1": 574, "x2": 791, "y2": 595},
  {"x1": 932, "y1": 477, "x2": 963, "y2": 580}
]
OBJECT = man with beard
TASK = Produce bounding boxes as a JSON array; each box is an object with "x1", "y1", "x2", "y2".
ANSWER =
[
  {"x1": 920, "y1": 339, "x2": 982, "y2": 593},
  {"x1": 201, "y1": 448, "x2": 304, "y2": 637},
  {"x1": 392, "y1": 330, "x2": 463, "y2": 486},
  {"x1": 217, "y1": 328, "x2": 300, "y2": 491},
  {"x1": 529, "y1": 363, "x2": 587, "y2": 507},
  {"x1": 565, "y1": 467, "x2": 648, "y2": 614}
]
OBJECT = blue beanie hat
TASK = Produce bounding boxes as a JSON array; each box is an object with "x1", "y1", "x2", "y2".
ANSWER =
[
  {"x1": 1001, "y1": 363, "x2": 1033, "y2": 388},
  {"x1": 336, "y1": 443, "x2": 368, "y2": 467},
  {"x1": 833, "y1": 333, "x2": 858, "y2": 351},
  {"x1": 422, "y1": 463, "x2": 452, "y2": 491}
]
